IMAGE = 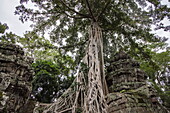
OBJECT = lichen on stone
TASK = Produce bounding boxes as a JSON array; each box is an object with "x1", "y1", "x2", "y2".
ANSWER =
[{"x1": 0, "y1": 43, "x2": 34, "y2": 113}]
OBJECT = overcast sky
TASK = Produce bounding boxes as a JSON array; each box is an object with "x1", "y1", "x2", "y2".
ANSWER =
[{"x1": 0, "y1": 0, "x2": 170, "y2": 44}]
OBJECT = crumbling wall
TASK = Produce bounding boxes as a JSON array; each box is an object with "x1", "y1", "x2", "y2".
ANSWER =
[
  {"x1": 1, "y1": 43, "x2": 169, "y2": 113},
  {"x1": 0, "y1": 43, "x2": 34, "y2": 113},
  {"x1": 106, "y1": 51, "x2": 169, "y2": 113}
]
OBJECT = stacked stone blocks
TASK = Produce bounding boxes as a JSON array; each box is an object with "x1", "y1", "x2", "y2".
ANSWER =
[{"x1": 0, "y1": 43, "x2": 34, "y2": 113}]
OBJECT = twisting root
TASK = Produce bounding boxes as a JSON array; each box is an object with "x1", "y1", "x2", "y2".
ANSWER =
[
  {"x1": 33, "y1": 23, "x2": 108, "y2": 113},
  {"x1": 83, "y1": 23, "x2": 108, "y2": 113}
]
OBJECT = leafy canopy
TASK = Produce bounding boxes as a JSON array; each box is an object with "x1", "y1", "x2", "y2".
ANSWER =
[
  {"x1": 14, "y1": 0, "x2": 170, "y2": 107},
  {"x1": 32, "y1": 59, "x2": 75, "y2": 103},
  {"x1": 15, "y1": 0, "x2": 170, "y2": 62}
]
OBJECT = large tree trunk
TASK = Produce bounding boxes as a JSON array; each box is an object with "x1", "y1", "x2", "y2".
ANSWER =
[
  {"x1": 83, "y1": 22, "x2": 108, "y2": 113},
  {"x1": 38, "y1": 23, "x2": 108, "y2": 113}
]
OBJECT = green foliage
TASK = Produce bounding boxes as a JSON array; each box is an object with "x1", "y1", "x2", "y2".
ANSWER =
[
  {"x1": 0, "y1": 22, "x2": 19, "y2": 44},
  {"x1": 32, "y1": 59, "x2": 75, "y2": 103},
  {"x1": 31, "y1": 45, "x2": 76, "y2": 103},
  {"x1": 0, "y1": 23, "x2": 76, "y2": 103},
  {"x1": 0, "y1": 32, "x2": 19, "y2": 44},
  {"x1": 0, "y1": 22, "x2": 8, "y2": 34},
  {"x1": 140, "y1": 48, "x2": 170, "y2": 80},
  {"x1": 17, "y1": 31, "x2": 54, "y2": 57},
  {"x1": 15, "y1": 0, "x2": 170, "y2": 62},
  {"x1": 15, "y1": 0, "x2": 170, "y2": 107},
  {"x1": 138, "y1": 45, "x2": 170, "y2": 108}
]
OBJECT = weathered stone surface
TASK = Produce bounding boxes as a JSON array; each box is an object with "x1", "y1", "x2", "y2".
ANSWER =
[
  {"x1": 0, "y1": 43, "x2": 34, "y2": 113},
  {"x1": 106, "y1": 51, "x2": 169, "y2": 113},
  {"x1": 1, "y1": 45, "x2": 169, "y2": 113},
  {"x1": 107, "y1": 92, "x2": 168, "y2": 113}
]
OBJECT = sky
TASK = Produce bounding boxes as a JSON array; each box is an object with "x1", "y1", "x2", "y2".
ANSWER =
[
  {"x1": 0, "y1": 0, "x2": 33, "y2": 36},
  {"x1": 0, "y1": 0, "x2": 170, "y2": 44}
]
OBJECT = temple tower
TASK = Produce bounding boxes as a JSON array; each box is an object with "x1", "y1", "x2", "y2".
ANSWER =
[{"x1": 106, "y1": 51, "x2": 169, "y2": 113}]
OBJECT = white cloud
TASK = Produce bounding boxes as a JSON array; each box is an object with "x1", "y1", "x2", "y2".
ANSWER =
[{"x1": 0, "y1": 0, "x2": 33, "y2": 36}]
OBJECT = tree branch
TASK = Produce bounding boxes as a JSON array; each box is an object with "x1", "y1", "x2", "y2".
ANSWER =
[
  {"x1": 64, "y1": 11, "x2": 88, "y2": 19},
  {"x1": 97, "y1": 0, "x2": 111, "y2": 20},
  {"x1": 85, "y1": 0, "x2": 96, "y2": 22},
  {"x1": 59, "y1": 0, "x2": 90, "y2": 19},
  {"x1": 59, "y1": 40, "x2": 87, "y2": 50}
]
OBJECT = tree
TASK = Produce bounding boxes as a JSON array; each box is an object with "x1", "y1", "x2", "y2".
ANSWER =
[
  {"x1": 15, "y1": 0, "x2": 170, "y2": 112},
  {"x1": 18, "y1": 31, "x2": 76, "y2": 103},
  {"x1": 32, "y1": 59, "x2": 75, "y2": 103},
  {"x1": 0, "y1": 23, "x2": 76, "y2": 106},
  {"x1": 0, "y1": 22, "x2": 8, "y2": 34},
  {"x1": 125, "y1": 37, "x2": 170, "y2": 108},
  {"x1": 0, "y1": 22, "x2": 19, "y2": 44},
  {"x1": 140, "y1": 45, "x2": 170, "y2": 109}
]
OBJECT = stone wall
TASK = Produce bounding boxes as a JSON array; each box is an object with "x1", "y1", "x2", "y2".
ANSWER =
[
  {"x1": 0, "y1": 43, "x2": 34, "y2": 113},
  {"x1": 0, "y1": 43, "x2": 169, "y2": 113},
  {"x1": 106, "y1": 51, "x2": 169, "y2": 113}
]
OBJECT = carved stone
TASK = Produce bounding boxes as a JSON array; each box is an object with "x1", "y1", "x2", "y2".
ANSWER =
[
  {"x1": 106, "y1": 51, "x2": 169, "y2": 113},
  {"x1": 0, "y1": 43, "x2": 34, "y2": 113}
]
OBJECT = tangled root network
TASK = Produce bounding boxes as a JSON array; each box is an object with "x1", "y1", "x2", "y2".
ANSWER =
[{"x1": 34, "y1": 23, "x2": 108, "y2": 113}]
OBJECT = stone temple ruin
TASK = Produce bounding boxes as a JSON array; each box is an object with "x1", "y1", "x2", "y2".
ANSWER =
[
  {"x1": 0, "y1": 43, "x2": 169, "y2": 113},
  {"x1": 106, "y1": 51, "x2": 169, "y2": 113},
  {"x1": 0, "y1": 43, "x2": 34, "y2": 113}
]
